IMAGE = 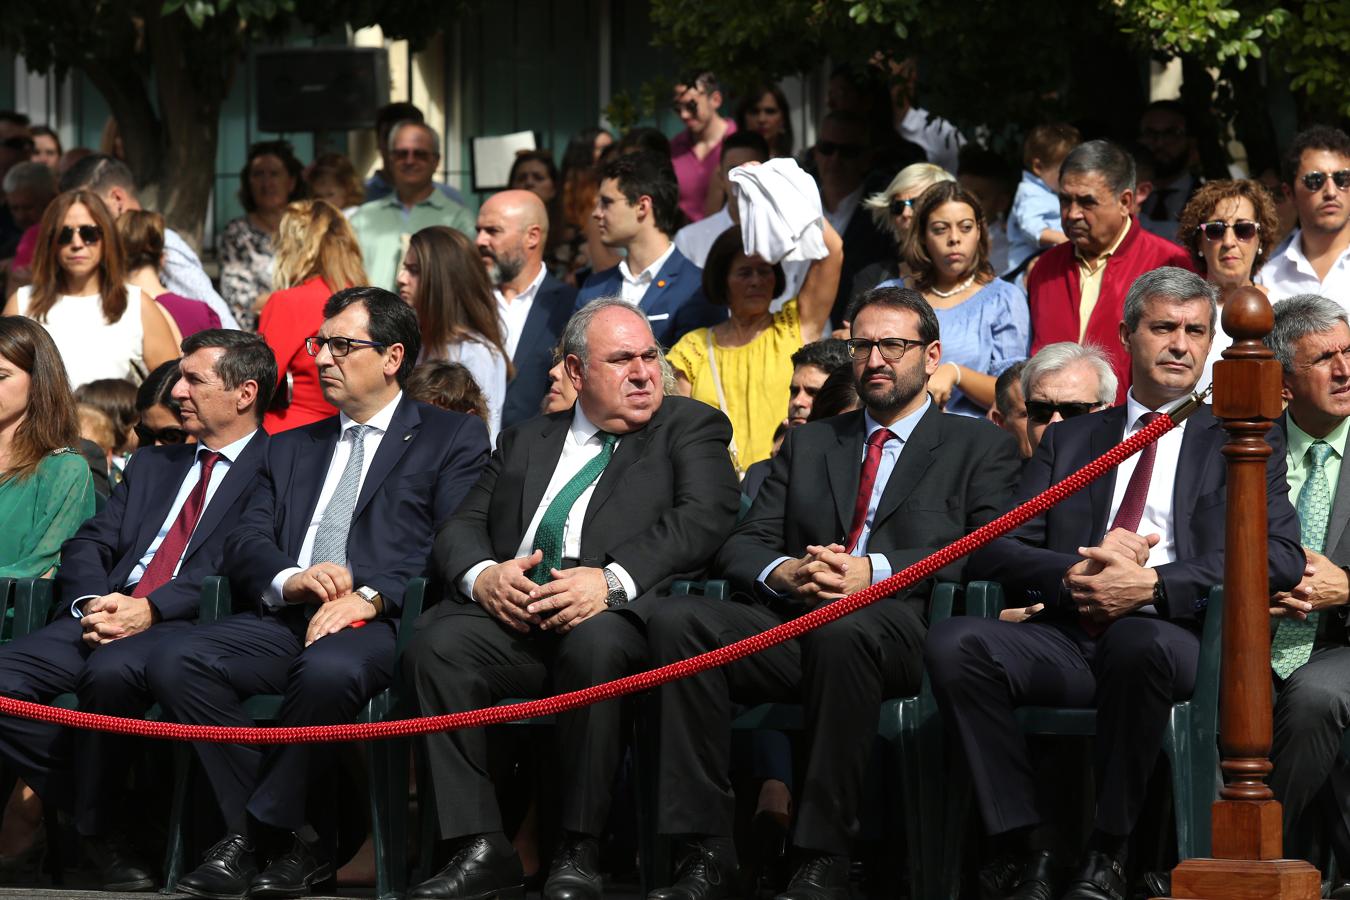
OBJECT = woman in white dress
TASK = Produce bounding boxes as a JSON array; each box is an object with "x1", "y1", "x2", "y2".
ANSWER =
[{"x1": 3, "y1": 190, "x2": 177, "y2": 389}]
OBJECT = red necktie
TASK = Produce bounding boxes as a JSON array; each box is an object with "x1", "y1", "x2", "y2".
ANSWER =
[
  {"x1": 845, "y1": 428, "x2": 895, "y2": 553},
  {"x1": 133, "y1": 451, "x2": 222, "y2": 598},
  {"x1": 1109, "y1": 412, "x2": 1161, "y2": 532}
]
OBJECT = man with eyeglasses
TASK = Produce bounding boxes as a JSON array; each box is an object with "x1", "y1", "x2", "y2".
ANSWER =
[
  {"x1": 670, "y1": 71, "x2": 736, "y2": 224},
  {"x1": 150, "y1": 288, "x2": 490, "y2": 900},
  {"x1": 1258, "y1": 126, "x2": 1350, "y2": 306},
  {"x1": 350, "y1": 120, "x2": 475, "y2": 292},
  {"x1": 1136, "y1": 100, "x2": 1202, "y2": 240},
  {"x1": 644, "y1": 286, "x2": 1020, "y2": 900}
]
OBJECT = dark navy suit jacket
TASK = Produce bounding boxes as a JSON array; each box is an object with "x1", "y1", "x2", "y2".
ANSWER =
[
  {"x1": 224, "y1": 394, "x2": 490, "y2": 618},
  {"x1": 55, "y1": 430, "x2": 270, "y2": 622},
  {"x1": 502, "y1": 273, "x2": 577, "y2": 429},
  {"x1": 575, "y1": 246, "x2": 725, "y2": 346}
]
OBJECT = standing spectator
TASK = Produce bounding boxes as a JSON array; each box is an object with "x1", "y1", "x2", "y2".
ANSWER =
[
  {"x1": 671, "y1": 71, "x2": 737, "y2": 223},
  {"x1": 888, "y1": 57, "x2": 966, "y2": 174},
  {"x1": 218, "y1": 140, "x2": 306, "y2": 330},
  {"x1": 28, "y1": 127, "x2": 61, "y2": 175},
  {"x1": 118, "y1": 210, "x2": 221, "y2": 338},
  {"x1": 3, "y1": 191, "x2": 177, "y2": 388},
  {"x1": 1259, "y1": 126, "x2": 1350, "y2": 304},
  {"x1": 1007, "y1": 123, "x2": 1081, "y2": 277},
  {"x1": 856, "y1": 162, "x2": 956, "y2": 297},
  {"x1": 558, "y1": 127, "x2": 617, "y2": 282},
  {"x1": 1027, "y1": 139, "x2": 1192, "y2": 403},
  {"x1": 735, "y1": 84, "x2": 794, "y2": 158},
  {"x1": 59, "y1": 154, "x2": 236, "y2": 329},
  {"x1": 363, "y1": 102, "x2": 467, "y2": 207},
  {"x1": 305, "y1": 152, "x2": 364, "y2": 215},
  {"x1": 1137, "y1": 100, "x2": 1201, "y2": 239},
  {"x1": 351, "y1": 121, "x2": 475, "y2": 293},
  {"x1": 508, "y1": 150, "x2": 565, "y2": 267},
  {"x1": 990, "y1": 361, "x2": 1032, "y2": 459},
  {"x1": 958, "y1": 146, "x2": 1016, "y2": 278},
  {"x1": 0, "y1": 113, "x2": 32, "y2": 258},
  {"x1": 258, "y1": 199, "x2": 368, "y2": 433},
  {"x1": 3, "y1": 162, "x2": 57, "y2": 279}
]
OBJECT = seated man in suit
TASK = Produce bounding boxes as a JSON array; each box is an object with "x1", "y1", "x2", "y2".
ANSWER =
[
  {"x1": 928, "y1": 267, "x2": 1304, "y2": 900},
  {"x1": 148, "y1": 288, "x2": 491, "y2": 900},
  {"x1": 1265, "y1": 295, "x2": 1350, "y2": 874},
  {"x1": 403, "y1": 297, "x2": 740, "y2": 900},
  {"x1": 0, "y1": 329, "x2": 274, "y2": 891},
  {"x1": 575, "y1": 151, "x2": 725, "y2": 345},
  {"x1": 645, "y1": 286, "x2": 1022, "y2": 900}
]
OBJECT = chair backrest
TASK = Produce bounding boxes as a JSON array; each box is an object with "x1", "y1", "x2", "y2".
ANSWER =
[
  {"x1": 12, "y1": 579, "x2": 53, "y2": 636},
  {"x1": 197, "y1": 576, "x2": 233, "y2": 624}
]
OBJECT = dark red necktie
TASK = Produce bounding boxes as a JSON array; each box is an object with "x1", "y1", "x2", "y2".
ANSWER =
[
  {"x1": 133, "y1": 451, "x2": 221, "y2": 598},
  {"x1": 1109, "y1": 412, "x2": 1162, "y2": 532},
  {"x1": 845, "y1": 428, "x2": 895, "y2": 553}
]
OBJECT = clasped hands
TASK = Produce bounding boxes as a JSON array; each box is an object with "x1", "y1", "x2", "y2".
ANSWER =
[
  {"x1": 282, "y1": 562, "x2": 376, "y2": 646},
  {"x1": 767, "y1": 544, "x2": 872, "y2": 604},
  {"x1": 1270, "y1": 547, "x2": 1349, "y2": 620},
  {"x1": 1060, "y1": 528, "x2": 1160, "y2": 625},
  {"x1": 473, "y1": 550, "x2": 608, "y2": 635},
  {"x1": 80, "y1": 593, "x2": 157, "y2": 647}
]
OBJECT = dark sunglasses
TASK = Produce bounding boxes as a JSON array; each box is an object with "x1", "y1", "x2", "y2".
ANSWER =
[
  {"x1": 1197, "y1": 220, "x2": 1259, "y2": 242},
  {"x1": 135, "y1": 423, "x2": 188, "y2": 446},
  {"x1": 1025, "y1": 400, "x2": 1100, "y2": 424},
  {"x1": 817, "y1": 141, "x2": 864, "y2": 160},
  {"x1": 1300, "y1": 170, "x2": 1350, "y2": 192},
  {"x1": 392, "y1": 148, "x2": 435, "y2": 162},
  {"x1": 671, "y1": 99, "x2": 700, "y2": 117},
  {"x1": 57, "y1": 225, "x2": 101, "y2": 246},
  {"x1": 889, "y1": 197, "x2": 916, "y2": 217}
]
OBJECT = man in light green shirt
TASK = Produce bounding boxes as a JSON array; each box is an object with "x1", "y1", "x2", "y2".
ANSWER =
[{"x1": 349, "y1": 120, "x2": 474, "y2": 291}]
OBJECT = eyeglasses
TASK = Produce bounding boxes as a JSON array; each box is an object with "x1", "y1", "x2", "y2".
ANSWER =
[
  {"x1": 1300, "y1": 170, "x2": 1350, "y2": 192},
  {"x1": 845, "y1": 337, "x2": 928, "y2": 361},
  {"x1": 392, "y1": 148, "x2": 435, "y2": 162},
  {"x1": 1025, "y1": 400, "x2": 1101, "y2": 424},
  {"x1": 889, "y1": 197, "x2": 916, "y2": 217},
  {"x1": 1197, "y1": 220, "x2": 1259, "y2": 242},
  {"x1": 135, "y1": 423, "x2": 188, "y2": 446},
  {"x1": 671, "y1": 99, "x2": 701, "y2": 117},
  {"x1": 817, "y1": 141, "x2": 864, "y2": 160},
  {"x1": 57, "y1": 225, "x2": 101, "y2": 246},
  {"x1": 305, "y1": 336, "x2": 387, "y2": 358}
]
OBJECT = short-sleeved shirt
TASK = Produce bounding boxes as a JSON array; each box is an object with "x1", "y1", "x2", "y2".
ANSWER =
[
  {"x1": 671, "y1": 119, "x2": 737, "y2": 224},
  {"x1": 349, "y1": 189, "x2": 476, "y2": 292}
]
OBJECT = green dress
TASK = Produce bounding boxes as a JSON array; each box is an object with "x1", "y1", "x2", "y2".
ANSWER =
[{"x1": 0, "y1": 448, "x2": 96, "y2": 579}]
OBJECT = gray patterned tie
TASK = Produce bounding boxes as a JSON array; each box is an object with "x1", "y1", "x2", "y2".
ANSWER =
[
  {"x1": 310, "y1": 424, "x2": 373, "y2": 567},
  {"x1": 1272, "y1": 439, "x2": 1335, "y2": 679}
]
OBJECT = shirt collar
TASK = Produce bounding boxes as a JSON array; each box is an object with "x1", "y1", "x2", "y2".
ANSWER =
[
  {"x1": 864, "y1": 395, "x2": 931, "y2": 445},
  {"x1": 199, "y1": 429, "x2": 258, "y2": 464},
  {"x1": 338, "y1": 390, "x2": 403, "y2": 436},
  {"x1": 569, "y1": 403, "x2": 607, "y2": 446},
  {"x1": 1124, "y1": 388, "x2": 1189, "y2": 432},
  {"x1": 380, "y1": 187, "x2": 447, "y2": 211},
  {"x1": 499, "y1": 263, "x2": 547, "y2": 305},
  {"x1": 1076, "y1": 217, "x2": 1131, "y2": 266},
  {"x1": 1282, "y1": 228, "x2": 1350, "y2": 274},
  {"x1": 1288, "y1": 413, "x2": 1350, "y2": 464},
  {"x1": 618, "y1": 243, "x2": 677, "y2": 286}
]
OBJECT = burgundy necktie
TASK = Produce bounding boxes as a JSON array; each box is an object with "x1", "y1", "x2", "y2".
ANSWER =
[
  {"x1": 845, "y1": 428, "x2": 895, "y2": 553},
  {"x1": 133, "y1": 451, "x2": 222, "y2": 598},
  {"x1": 1109, "y1": 412, "x2": 1162, "y2": 532}
]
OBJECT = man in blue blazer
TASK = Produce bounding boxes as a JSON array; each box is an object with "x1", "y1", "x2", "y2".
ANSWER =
[
  {"x1": 575, "y1": 151, "x2": 725, "y2": 345},
  {"x1": 0, "y1": 329, "x2": 275, "y2": 892},
  {"x1": 150, "y1": 287, "x2": 490, "y2": 900}
]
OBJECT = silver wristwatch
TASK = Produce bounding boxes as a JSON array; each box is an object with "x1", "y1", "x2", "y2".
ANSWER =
[
  {"x1": 355, "y1": 585, "x2": 381, "y2": 611},
  {"x1": 603, "y1": 567, "x2": 628, "y2": 608}
]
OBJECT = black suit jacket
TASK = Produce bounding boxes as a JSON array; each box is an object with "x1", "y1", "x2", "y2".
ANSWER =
[
  {"x1": 502, "y1": 274, "x2": 577, "y2": 429},
  {"x1": 224, "y1": 395, "x2": 490, "y2": 618},
  {"x1": 56, "y1": 431, "x2": 269, "y2": 622},
  {"x1": 970, "y1": 403, "x2": 1304, "y2": 622},
  {"x1": 719, "y1": 405, "x2": 1022, "y2": 612},
  {"x1": 437, "y1": 395, "x2": 741, "y2": 620}
]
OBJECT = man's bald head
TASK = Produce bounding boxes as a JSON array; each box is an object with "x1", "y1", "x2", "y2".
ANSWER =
[
  {"x1": 485, "y1": 189, "x2": 548, "y2": 233},
  {"x1": 477, "y1": 189, "x2": 547, "y2": 288}
]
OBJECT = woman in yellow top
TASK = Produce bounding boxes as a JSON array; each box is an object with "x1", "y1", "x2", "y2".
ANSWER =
[{"x1": 668, "y1": 220, "x2": 842, "y2": 473}]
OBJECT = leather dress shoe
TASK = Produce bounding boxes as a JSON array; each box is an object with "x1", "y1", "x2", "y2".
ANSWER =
[
  {"x1": 543, "y1": 835, "x2": 602, "y2": 900},
  {"x1": 1060, "y1": 850, "x2": 1127, "y2": 900},
  {"x1": 83, "y1": 833, "x2": 155, "y2": 892},
  {"x1": 774, "y1": 852, "x2": 850, "y2": 900},
  {"x1": 250, "y1": 831, "x2": 334, "y2": 898},
  {"x1": 408, "y1": 833, "x2": 524, "y2": 900},
  {"x1": 176, "y1": 833, "x2": 258, "y2": 900},
  {"x1": 647, "y1": 841, "x2": 737, "y2": 900},
  {"x1": 1006, "y1": 849, "x2": 1055, "y2": 900}
]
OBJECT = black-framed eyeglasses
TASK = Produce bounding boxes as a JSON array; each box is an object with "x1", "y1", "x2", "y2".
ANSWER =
[
  {"x1": 1300, "y1": 170, "x2": 1350, "y2": 192},
  {"x1": 889, "y1": 197, "x2": 916, "y2": 217},
  {"x1": 135, "y1": 423, "x2": 188, "y2": 446},
  {"x1": 845, "y1": 337, "x2": 928, "y2": 361},
  {"x1": 1198, "y1": 220, "x2": 1259, "y2": 242},
  {"x1": 305, "y1": 336, "x2": 387, "y2": 358},
  {"x1": 1025, "y1": 400, "x2": 1101, "y2": 424},
  {"x1": 57, "y1": 225, "x2": 101, "y2": 246},
  {"x1": 817, "y1": 141, "x2": 864, "y2": 160}
]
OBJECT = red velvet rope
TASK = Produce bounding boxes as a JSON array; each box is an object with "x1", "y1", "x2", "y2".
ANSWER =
[{"x1": 0, "y1": 414, "x2": 1179, "y2": 745}]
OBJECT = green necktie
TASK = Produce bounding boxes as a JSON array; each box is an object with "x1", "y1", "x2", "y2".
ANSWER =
[
  {"x1": 528, "y1": 432, "x2": 618, "y2": 585},
  {"x1": 1272, "y1": 440, "x2": 1335, "y2": 679}
]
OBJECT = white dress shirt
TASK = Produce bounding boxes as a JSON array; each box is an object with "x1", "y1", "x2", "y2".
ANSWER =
[
  {"x1": 1258, "y1": 229, "x2": 1350, "y2": 307},
  {"x1": 617, "y1": 243, "x2": 677, "y2": 307},
  {"x1": 495, "y1": 262, "x2": 547, "y2": 360},
  {"x1": 264, "y1": 392, "x2": 404, "y2": 607},
  {"x1": 822, "y1": 186, "x2": 863, "y2": 237},
  {"x1": 459, "y1": 404, "x2": 638, "y2": 602},
  {"x1": 1108, "y1": 390, "x2": 1187, "y2": 571}
]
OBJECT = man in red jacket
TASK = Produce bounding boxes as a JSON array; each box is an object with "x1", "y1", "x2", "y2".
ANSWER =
[{"x1": 1028, "y1": 139, "x2": 1191, "y2": 403}]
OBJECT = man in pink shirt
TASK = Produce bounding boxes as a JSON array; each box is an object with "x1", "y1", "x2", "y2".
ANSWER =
[{"x1": 670, "y1": 71, "x2": 736, "y2": 223}]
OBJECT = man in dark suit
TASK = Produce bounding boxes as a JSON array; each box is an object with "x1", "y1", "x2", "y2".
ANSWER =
[
  {"x1": 1264, "y1": 295, "x2": 1350, "y2": 875},
  {"x1": 476, "y1": 189, "x2": 579, "y2": 427},
  {"x1": 401, "y1": 297, "x2": 739, "y2": 900},
  {"x1": 148, "y1": 288, "x2": 490, "y2": 900},
  {"x1": 575, "y1": 151, "x2": 725, "y2": 345},
  {"x1": 0, "y1": 330, "x2": 274, "y2": 891},
  {"x1": 645, "y1": 286, "x2": 1022, "y2": 900},
  {"x1": 928, "y1": 268, "x2": 1304, "y2": 900}
]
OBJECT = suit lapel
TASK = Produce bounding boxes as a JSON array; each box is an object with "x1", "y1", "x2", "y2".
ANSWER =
[
  {"x1": 353, "y1": 396, "x2": 421, "y2": 519},
  {"x1": 1171, "y1": 405, "x2": 1223, "y2": 560},
  {"x1": 289, "y1": 420, "x2": 340, "y2": 554},
  {"x1": 130, "y1": 446, "x2": 197, "y2": 560},
  {"x1": 825, "y1": 411, "x2": 867, "y2": 540},
  {"x1": 871, "y1": 405, "x2": 942, "y2": 532},
  {"x1": 513, "y1": 278, "x2": 557, "y2": 367},
  {"x1": 1087, "y1": 406, "x2": 1127, "y2": 544},
  {"x1": 583, "y1": 413, "x2": 657, "y2": 533},
  {"x1": 521, "y1": 416, "x2": 569, "y2": 533},
  {"x1": 638, "y1": 250, "x2": 685, "y2": 314},
  {"x1": 181, "y1": 431, "x2": 266, "y2": 561}
]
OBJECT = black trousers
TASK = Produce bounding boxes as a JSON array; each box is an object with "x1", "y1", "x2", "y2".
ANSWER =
[
  {"x1": 0, "y1": 614, "x2": 191, "y2": 836},
  {"x1": 648, "y1": 595, "x2": 926, "y2": 857},
  {"x1": 402, "y1": 603, "x2": 648, "y2": 841},
  {"x1": 925, "y1": 614, "x2": 1199, "y2": 838},
  {"x1": 146, "y1": 612, "x2": 396, "y2": 833}
]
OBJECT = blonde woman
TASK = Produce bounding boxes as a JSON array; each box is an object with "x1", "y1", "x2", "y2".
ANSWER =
[
  {"x1": 855, "y1": 162, "x2": 957, "y2": 292},
  {"x1": 257, "y1": 199, "x2": 368, "y2": 432}
]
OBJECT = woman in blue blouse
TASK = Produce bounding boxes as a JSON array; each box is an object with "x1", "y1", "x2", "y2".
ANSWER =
[{"x1": 883, "y1": 181, "x2": 1030, "y2": 417}]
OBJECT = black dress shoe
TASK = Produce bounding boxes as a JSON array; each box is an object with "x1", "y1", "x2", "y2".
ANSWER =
[
  {"x1": 250, "y1": 831, "x2": 334, "y2": 898},
  {"x1": 1061, "y1": 850, "x2": 1127, "y2": 900},
  {"x1": 177, "y1": 833, "x2": 258, "y2": 900},
  {"x1": 83, "y1": 834, "x2": 156, "y2": 892},
  {"x1": 774, "y1": 852, "x2": 850, "y2": 900},
  {"x1": 647, "y1": 841, "x2": 737, "y2": 900},
  {"x1": 1006, "y1": 849, "x2": 1055, "y2": 900},
  {"x1": 542, "y1": 835, "x2": 602, "y2": 900},
  {"x1": 407, "y1": 832, "x2": 524, "y2": 900},
  {"x1": 1141, "y1": 870, "x2": 1170, "y2": 898}
]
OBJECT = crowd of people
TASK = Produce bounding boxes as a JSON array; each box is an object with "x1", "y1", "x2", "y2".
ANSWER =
[{"x1": 0, "y1": 64, "x2": 1348, "y2": 900}]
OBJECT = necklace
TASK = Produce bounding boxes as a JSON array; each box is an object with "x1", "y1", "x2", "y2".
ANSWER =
[{"x1": 929, "y1": 274, "x2": 976, "y2": 299}]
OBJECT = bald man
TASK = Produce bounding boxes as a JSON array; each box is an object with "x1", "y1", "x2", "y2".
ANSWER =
[{"x1": 477, "y1": 190, "x2": 579, "y2": 428}]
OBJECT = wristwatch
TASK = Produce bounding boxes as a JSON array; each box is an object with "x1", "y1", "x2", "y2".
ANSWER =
[
  {"x1": 603, "y1": 567, "x2": 628, "y2": 608},
  {"x1": 355, "y1": 585, "x2": 383, "y2": 614}
]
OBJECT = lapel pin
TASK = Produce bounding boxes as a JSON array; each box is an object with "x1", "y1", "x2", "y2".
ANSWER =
[
  {"x1": 656, "y1": 279, "x2": 667, "y2": 288},
  {"x1": 403, "y1": 433, "x2": 413, "y2": 441}
]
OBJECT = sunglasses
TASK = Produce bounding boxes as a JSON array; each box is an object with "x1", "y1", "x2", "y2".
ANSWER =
[
  {"x1": 305, "y1": 335, "x2": 387, "y2": 358},
  {"x1": 817, "y1": 141, "x2": 864, "y2": 160},
  {"x1": 845, "y1": 337, "x2": 928, "y2": 361},
  {"x1": 392, "y1": 148, "x2": 435, "y2": 162},
  {"x1": 135, "y1": 423, "x2": 189, "y2": 446},
  {"x1": 57, "y1": 225, "x2": 101, "y2": 246},
  {"x1": 1197, "y1": 220, "x2": 1259, "y2": 242},
  {"x1": 1300, "y1": 170, "x2": 1350, "y2": 192},
  {"x1": 1025, "y1": 400, "x2": 1100, "y2": 424},
  {"x1": 889, "y1": 197, "x2": 916, "y2": 217}
]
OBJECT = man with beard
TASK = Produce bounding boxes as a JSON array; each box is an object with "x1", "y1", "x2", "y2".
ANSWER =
[
  {"x1": 1136, "y1": 101, "x2": 1201, "y2": 239},
  {"x1": 1258, "y1": 126, "x2": 1350, "y2": 306},
  {"x1": 476, "y1": 189, "x2": 578, "y2": 427},
  {"x1": 644, "y1": 286, "x2": 1021, "y2": 900}
]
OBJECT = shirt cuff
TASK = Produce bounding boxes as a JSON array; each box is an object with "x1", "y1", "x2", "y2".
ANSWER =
[
  {"x1": 756, "y1": 556, "x2": 793, "y2": 599},
  {"x1": 70, "y1": 595, "x2": 100, "y2": 618},
  {"x1": 606, "y1": 562, "x2": 639, "y2": 601},
  {"x1": 266, "y1": 567, "x2": 302, "y2": 610},
  {"x1": 868, "y1": 553, "x2": 891, "y2": 586},
  {"x1": 460, "y1": 561, "x2": 495, "y2": 603}
]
